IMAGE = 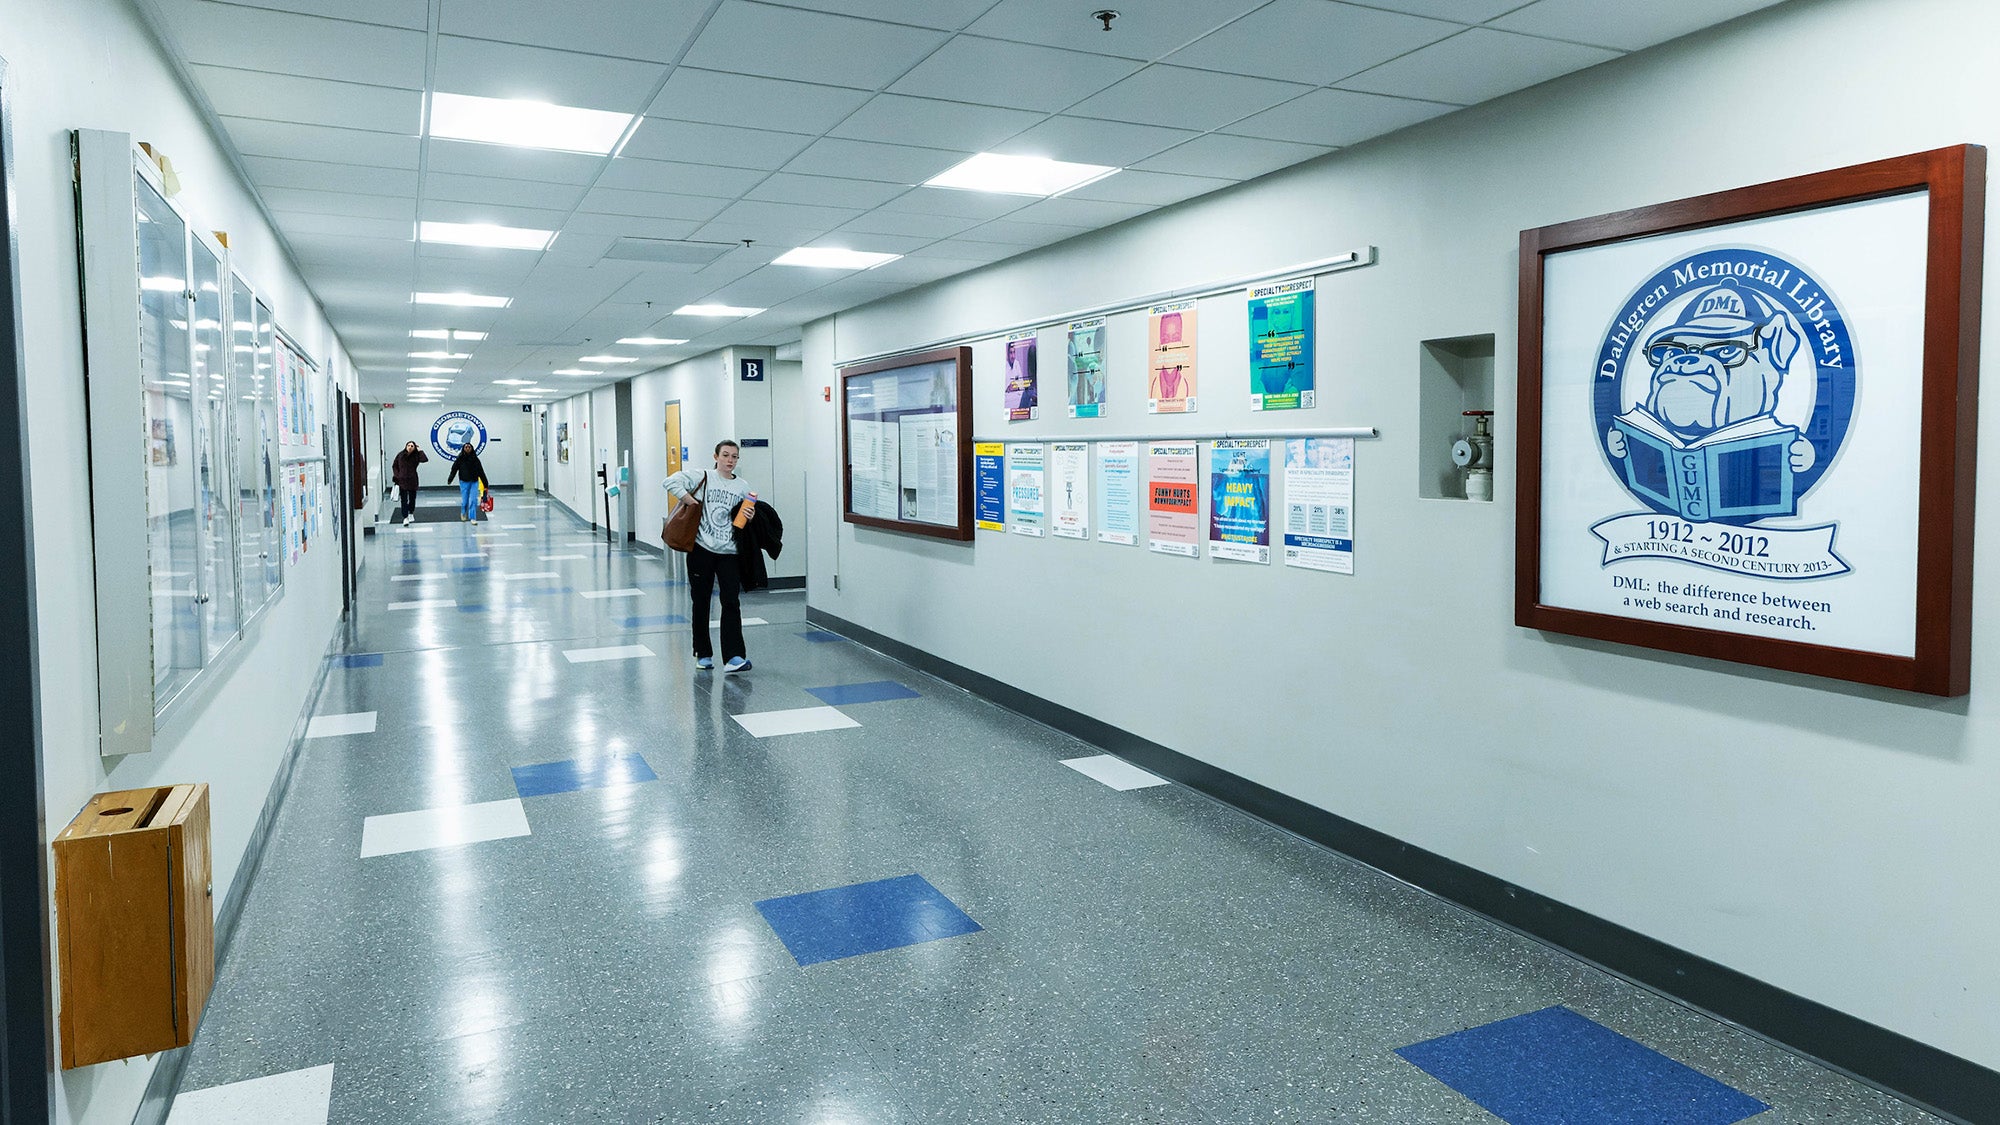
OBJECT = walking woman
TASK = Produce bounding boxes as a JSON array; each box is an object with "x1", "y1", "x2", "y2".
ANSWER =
[
  {"x1": 391, "y1": 440, "x2": 428, "y2": 525},
  {"x1": 665, "y1": 439, "x2": 755, "y2": 672},
  {"x1": 446, "y1": 440, "x2": 489, "y2": 522}
]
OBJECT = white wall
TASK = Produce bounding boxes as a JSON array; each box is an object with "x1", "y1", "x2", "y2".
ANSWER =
[
  {"x1": 803, "y1": 0, "x2": 2000, "y2": 1074},
  {"x1": 3, "y1": 0, "x2": 358, "y2": 1120},
  {"x1": 380, "y1": 401, "x2": 527, "y2": 487},
  {"x1": 543, "y1": 394, "x2": 598, "y2": 524}
]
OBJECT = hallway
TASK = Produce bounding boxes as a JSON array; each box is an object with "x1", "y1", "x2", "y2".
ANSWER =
[{"x1": 163, "y1": 498, "x2": 1940, "y2": 1124}]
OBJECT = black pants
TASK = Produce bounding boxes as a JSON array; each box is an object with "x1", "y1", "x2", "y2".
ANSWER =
[
  {"x1": 687, "y1": 544, "x2": 744, "y2": 661},
  {"x1": 396, "y1": 486, "x2": 417, "y2": 520}
]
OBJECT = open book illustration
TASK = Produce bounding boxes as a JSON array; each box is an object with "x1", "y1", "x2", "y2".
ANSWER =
[{"x1": 1611, "y1": 409, "x2": 1799, "y2": 521}]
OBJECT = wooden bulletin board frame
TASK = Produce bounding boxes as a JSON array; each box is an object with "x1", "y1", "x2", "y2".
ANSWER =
[
  {"x1": 841, "y1": 345, "x2": 974, "y2": 541},
  {"x1": 1517, "y1": 145, "x2": 1985, "y2": 696}
]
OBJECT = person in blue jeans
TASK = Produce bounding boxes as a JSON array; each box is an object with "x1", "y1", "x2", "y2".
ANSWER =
[{"x1": 446, "y1": 441, "x2": 489, "y2": 521}]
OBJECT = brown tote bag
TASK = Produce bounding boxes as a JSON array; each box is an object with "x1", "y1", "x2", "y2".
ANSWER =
[{"x1": 662, "y1": 472, "x2": 706, "y2": 552}]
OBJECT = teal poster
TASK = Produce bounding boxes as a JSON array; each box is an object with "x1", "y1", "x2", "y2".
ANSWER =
[{"x1": 1249, "y1": 276, "x2": 1315, "y2": 411}]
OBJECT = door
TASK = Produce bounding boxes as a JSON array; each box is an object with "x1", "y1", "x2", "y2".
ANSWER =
[
  {"x1": 521, "y1": 411, "x2": 536, "y2": 492},
  {"x1": 664, "y1": 400, "x2": 683, "y2": 507}
]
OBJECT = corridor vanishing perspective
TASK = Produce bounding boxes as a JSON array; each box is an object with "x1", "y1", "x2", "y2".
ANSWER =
[{"x1": 163, "y1": 498, "x2": 1939, "y2": 1124}]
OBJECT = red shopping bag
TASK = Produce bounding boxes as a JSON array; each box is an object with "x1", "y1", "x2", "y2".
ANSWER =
[{"x1": 480, "y1": 492, "x2": 495, "y2": 513}]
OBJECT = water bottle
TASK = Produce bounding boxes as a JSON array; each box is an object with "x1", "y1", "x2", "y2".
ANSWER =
[{"x1": 734, "y1": 492, "x2": 758, "y2": 528}]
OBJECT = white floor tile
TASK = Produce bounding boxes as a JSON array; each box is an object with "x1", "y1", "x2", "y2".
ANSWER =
[
  {"x1": 391, "y1": 574, "x2": 437, "y2": 582},
  {"x1": 1061, "y1": 754, "x2": 1170, "y2": 791},
  {"x1": 563, "y1": 644, "x2": 655, "y2": 664},
  {"x1": 500, "y1": 523, "x2": 534, "y2": 529},
  {"x1": 499, "y1": 571, "x2": 562, "y2": 581},
  {"x1": 388, "y1": 598, "x2": 457, "y2": 611},
  {"x1": 582, "y1": 588, "x2": 645, "y2": 599},
  {"x1": 395, "y1": 526, "x2": 435, "y2": 534},
  {"x1": 709, "y1": 617, "x2": 770, "y2": 627},
  {"x1": 360, "y1": 799, "x2": 531, "y2": 858},
  {"x1": 306, "y1": 711, "x2": 377, "y2": 738},
  {"x1": 167, "y1": 1063, "x2": 334, "y2": 1125},
  {"x1": 539, "y1": 554, "x2": 586, "y2": 561},
  {"x1": 732, "y1": 706, "x2": 861, "y2": 738},
  {"x1": 442, "y1": 552, "x2": 487, "y2": 560}
]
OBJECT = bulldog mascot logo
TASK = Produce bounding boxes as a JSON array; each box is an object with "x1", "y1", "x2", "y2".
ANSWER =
[{"x1": 1589, "y1": 249, "x2": 1856, "y2": 578}]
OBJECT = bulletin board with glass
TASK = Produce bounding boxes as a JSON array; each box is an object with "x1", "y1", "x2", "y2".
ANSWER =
[{"x1": 841, "y1": 346, "x2": 973, "y2": 541}]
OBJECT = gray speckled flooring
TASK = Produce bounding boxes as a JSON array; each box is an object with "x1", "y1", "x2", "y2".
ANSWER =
[{"x1": 170, "y1": 499, "x2": 1946, "y2": 1124}]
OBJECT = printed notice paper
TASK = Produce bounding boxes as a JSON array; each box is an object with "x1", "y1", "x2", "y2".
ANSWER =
[
  {"x1": 1283, "y1": 437, "x2": 1354, "y2": 573},
  {"x1": 1147, "y1": 442, "x2": 1199, "y2": 557},
  {"x1": 1008, "y1": 442, "x2": 1046, "y2": 536},
  {"x1": 1098, "y1": 441, "x2": 1139, "y2": 546},
  {"x1": 1005, "y1": 331, "x2": 1039, "y2": 421},
  {"x1": 1067, "y1": 318, "x2": 1106, "y2": 419},
  {"x1": 1208, "y1": 439, "x2": 1272, "y2": 563},
  {"x1": 1050, "y1": 442, "x2": 1090, "y2": 539},
  {"x1": 974, "y1": 442, "x2": 1005, "y2": 532},
  {"x1": 1148, "y1": 301, "x2": 1197, "y2": 414},
  {"x1": 1249, "y1": 276, "x2": 1315, "y2": 411}
]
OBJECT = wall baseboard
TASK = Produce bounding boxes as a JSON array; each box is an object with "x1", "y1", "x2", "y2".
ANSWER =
[{"x1": 805, "y1": 606, "x2": 1997, "y2": 1125}]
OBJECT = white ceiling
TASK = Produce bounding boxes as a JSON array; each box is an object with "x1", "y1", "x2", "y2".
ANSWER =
[{"x1": 138, "y1": 0, "x2": 1789, "y2": 404}]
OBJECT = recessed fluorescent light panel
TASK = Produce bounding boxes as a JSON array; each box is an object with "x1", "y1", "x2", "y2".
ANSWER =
[
  {"x1": 495, "y1": 379, "x2": 536, "y2": 386},
  {"x1": 413, "y1": 291, "x2": 511, "y2": 308},
  {"x1": 578, "y1": 355, "x2": 636, "y2": 364},
  {"x1": 411, "y1": 329, "x2": 488, "y2": 341},
  {"x1": 925, "y1": 152, "x2": 1117, "y2": 197},
  {"x1": 428, "y1": 92, "x2": 634, "y2": 156},
  {"x1": 409, "y1": 351, "x2": 470, "y2": 360},
  {"x1": 552, "y1": 369, "x2": 601, "y2": 376},
  {"x1": 408, "y1": 367, "x2": 458, "y2": 374},
  {"x1": 673, "y1": 304, "x2": 764, "y2": 317},
  {"x1": 617, "y1": 337, "x2": 687, "y2": 346},
  {"x1": 418, "y1": 220, "x2": 555, "y2": 252},
  {"x1": 773, "y1": 247, "x2": 900, "y2": 270}
]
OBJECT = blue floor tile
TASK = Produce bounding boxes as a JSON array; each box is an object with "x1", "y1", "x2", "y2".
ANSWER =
[
  {"x1": 455, "y1": 603, "x2": 488, "y2": 614},
  {"x1": 619, "y1": 614, "x2": 690, "y2": 628},
  {"x1": 805, "y1": 680, "x2": 921, "y2": 706},
  {"x1": 800, "y1": 631, "x2": 846, "y2": 644},
  {"x1": 334, "y1": 653, "x2": 384, "y2": 668},
  {"x1": 453, "y1": 565, "x2": 489, "y2": 574},
  {"x1": 511, "y1": 752, "x2": 658, "y2": 799},
  {"x1": 1395, "y1": 1006, "x2": 1768, "y2": 1125},
  {"x1": 519, "y1": 585, "x2": 574, "y2": 596},
  {"x1": 755, "y1": 873, "x2": 981, "y2": 966}
]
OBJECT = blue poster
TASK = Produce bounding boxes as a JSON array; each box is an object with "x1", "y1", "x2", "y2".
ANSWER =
[
  {"x1": 1208, "y1": 439, "x2": 1271, "y2": 563},
  {"x1": 1248, "y1": 276, "x2": 1315, "y2": 411},
  {"x1": 974, "y1": 442, "x2": 1004, "y2": 532}
]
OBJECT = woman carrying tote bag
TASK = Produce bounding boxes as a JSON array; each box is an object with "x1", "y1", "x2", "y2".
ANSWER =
[{"x1": 664, "y1": 440, "x2": 755, "y2": 673}]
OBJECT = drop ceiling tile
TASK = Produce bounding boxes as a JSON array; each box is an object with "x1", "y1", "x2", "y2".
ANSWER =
[
  {"x1": 260, "y1": 186, "x2": 415, "y2": 221},
  {"x1": 1346, "y1": 0, "x2": 1529, "y2": 22},
  {"x1": 222, "y1": 117, "x2": 421, "y2": 168},
  {"x1": 687, "y1": 220, "x2": 835, "y2": 250},
  {"x1": 877, "y1": 187, "x2": 1030, "y2": 220},
  {"x1": 1005, "y1": 195, "x2": 1154, "y2": 228},
  {"x1": 1489, "y1": 0, "x2": 1786, "y2": 52},
  {"x1": 955, "y1": 217, "x2": 1090, "y2": 248},
  {"x1": 694, "y1": 267, "x2": 835, "y2": 306},
  {"x1": 1166, "y1": 0, "x2": 1459, "y2": 86},
  {"x1": 834, "y1": 209, "x2": 981, "y2": 240},
  {"x1": 857, "y1": 254, "x2": 992, "y2": 284},
  {"x1": 647, "y1": 68, "x2": 871, "y2": 134},
  {"x1": 890, "y1": 37, "x2": 1142, "y2": 113},
  {"x1": 432, "y1": 36, "x2": 670, "y2": 113},
  {"x1": 751, "y1": 0, "x2": 995, "y2": 31},
  {"x1": 418, "y1": 199, "x2": 575, "y2": 230},
  {"x1": 1338, "y1": 27, "x2": 1620, "y2": 105},
  {"x1": 903, "y1": 239, "x2": 1018, "y2": 264},
  {"x1": 1226, "y1": 88, "x2": 1456, "y2": 147},
  {"x1": 424, "y1": 140, "x2": 607, "y2": 186},
  {"x1": 439, "y1": 0, "x2": 710, "y2": 62},
  {"x1": 994, "y1": 116, "x2": 1197, "y2": 167},
  {"x1": 1062, "y1": 169, "x2": 1238, "y2": 206},
  {"x1": 706, "y1": 199, "x2": 864, "y2": 235},
  {"x1": 422, "y1": 172, "x2": 588, "y2": 213},
  {"x1": 747, "y1": 173, "x2": 907, "y2": 210},
  {"x1": 965, "y1": 0, "x2": 1271, "y2": 61},
  {"x1": 197, "y1": 0, "x2": 430, "y2": 29},
  {"x1": 159, "y1": 2, "x2": 426, "y2": 88},
  {"x1": 830, "y1": 95, "x2": 1044, "y2": 151},
  {"x1": 799, "y1": 231, "x2": 930, "y2": 254},
  {"x1": 189, "y1": 65, "x2": 421, "y2": 134},
  {"x1": 681, "y1": 2, "x2": 950, "y2": 90},
  {"x1": 1068, "y1": 66, "x2": 1311, "y2": 132},
  {"x1": 622, "y1": 118, "x2": 815, "y2": 169},
  {"x1": 1135, "y1": 133, "x2": 1333, "y2": 179},
  {"x1": 242, "y1": 156, "x2": 418, "y2": 197},
  {"x1": 596, "y1": 157, "x2": 768, "y2": 198},
  {"x1": 783, "y1": 137, "x2": 967, "y2": 185},
  {"x1": 578, "y1": 187, "x2": 732, "y2": 223},
  {"x1": 562, "y1": 212, "x2": 705, "y2": 241}
]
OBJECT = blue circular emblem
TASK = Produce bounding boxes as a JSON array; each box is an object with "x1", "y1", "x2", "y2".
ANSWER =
[
  {"x1": 430, "y1": 410, "x2": 487, "y2": 460},
  {"x1": 1591, "y1": 248, "x2": 1855, "y2": 525}
]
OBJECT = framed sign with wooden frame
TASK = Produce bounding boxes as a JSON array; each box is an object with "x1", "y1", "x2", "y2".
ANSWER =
[
  {"x1": 1517, "y1": 145, "x2": 1985, "y2": 696},
  {"x1": 841, "y1": 345, "x2": 974, "y2": 541}
]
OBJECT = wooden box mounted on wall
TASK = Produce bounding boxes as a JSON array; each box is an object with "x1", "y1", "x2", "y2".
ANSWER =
[{"x1": 53, "y1": 784, "x2": 214, "y2": 1069}]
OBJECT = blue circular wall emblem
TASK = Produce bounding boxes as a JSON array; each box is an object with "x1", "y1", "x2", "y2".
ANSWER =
[
  {"x1": 1592, "y1": 248, "x2": 1855, "y2": 526},
  {"x1": 430, "y1": 411, "x2": 487, "y2": 460}
]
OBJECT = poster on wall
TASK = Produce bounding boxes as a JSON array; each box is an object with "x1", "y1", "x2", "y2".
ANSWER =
[
  {"x1": 975, "y1": 442, "x2": 1005, "y2": 532},
  {"x1": 1147, "y1": 441, "x2": 1199, "y2": 557},
  {"x1": 1283, "y1": 437, "x2": 1355, "y2": 574},
  {"x1": 557, "y1": 422, "x2": 570, "y2": 463},
  {"x1": 1005, "y1": 330, "x2": 1039, "y2": 421},
  {"x1": 1249, "y1": 277, "x2": 1315, "y2": 411},
  {"x1": 1098, "y1": 441, "x2": 1140, "y2": 546},
  {"x1": 430, "y1": 410, "x2": 489, "y2": 460},
  {"x1": 1208, "y1": 439, "x2": 1271, "y2": 563},
  {"x1": 1007, "y1": 442, "x2": 1045, "y2": 536},
  {"x1": 1050, "y1": 442, "x2": 1090, "y2": 539},
  {"x1": 1519, "y1": 145, "x2": 1984, "y2": 696},
  {"x1": 898, "y1": 411, "x2": 959, "y2": 524},
  {"x1": 1066, "y1": 318, "x2": 1105, "y2": 419},
  {"x1": 1148, "y1": 300, "x2": 1197, "y2": 413}
]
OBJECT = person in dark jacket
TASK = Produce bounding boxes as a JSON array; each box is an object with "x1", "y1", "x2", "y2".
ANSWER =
[
  {"x1": 445, "y1": 442, "x2": 489, "y2": 522},
  {"x1": 390, "y1": 441, "x2": 428, "y2": 526},
  {"x1": 728, "y1": 499, "x2": 784, "y2": 591}
]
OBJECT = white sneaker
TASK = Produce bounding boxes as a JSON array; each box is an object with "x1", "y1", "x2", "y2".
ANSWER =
[{"x1": 403, "y1": 515, "x2": 414, "y2": 526}]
